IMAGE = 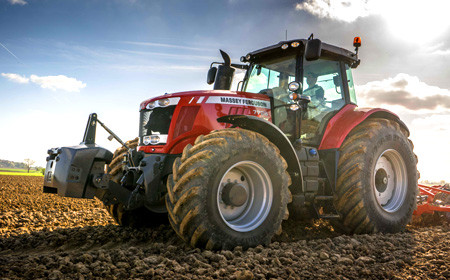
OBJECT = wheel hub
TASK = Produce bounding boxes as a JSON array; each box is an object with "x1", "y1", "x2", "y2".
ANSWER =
[
  {"x1": 375, "y1": 168, "x2": 388, "y2": 192},
  {"x1": 373, "y1": 149, "x2": 408, "y2": 212},
  {"x1": 217, "y1": 161, "x2": 273, "y2": 232},
  {"x1": 222, "y1": 183, "x2": 248, "y2": 207}
]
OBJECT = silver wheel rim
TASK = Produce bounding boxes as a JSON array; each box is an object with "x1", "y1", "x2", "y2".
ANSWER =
[
  {"x1": 373, "y1": 149, "x2": 408, "y2": 212},
  {"x1": 217, "y1": 161, "x2": 273, "y2": 232}
]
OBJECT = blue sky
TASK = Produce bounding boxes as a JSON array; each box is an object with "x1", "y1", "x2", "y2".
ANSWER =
[{"x1": 1, "y1": 0, "x2": 450, "y2": 181}]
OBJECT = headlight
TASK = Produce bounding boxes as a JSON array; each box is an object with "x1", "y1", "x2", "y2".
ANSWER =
[
  {"x1": 288, "y1": 81, "x2": 301, "y2": 92},
  {"x1": 290, "y1": 104, "x2": 300, "y2": 111},
  {"x1": 146, "y1": 101, "x2": 156, "y2": 109},
  {"x1": 291, "y1": 42, "x2": 300, "y2": 47},
  {"x1": 281, "y1": 43, "x2": 289, "y2": 50},
  {"x1": 158, "y1": 98, "x2": 170, "y2": 107},
  {"x1": 144, "y1": 97, "x2": 180, "y2": 110},
  {"x1": 142, "y1": 135, "x2": 168, "y2": 145}
]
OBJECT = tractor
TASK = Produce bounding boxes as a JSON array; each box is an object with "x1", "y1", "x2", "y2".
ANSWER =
[{"x1": 43, "y1": 35, "x2": 418, "y2": 250}]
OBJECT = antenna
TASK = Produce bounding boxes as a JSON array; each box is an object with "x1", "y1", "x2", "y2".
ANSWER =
[{"x1": 285, "y1": 30, "x2": 287, "y2": 40}]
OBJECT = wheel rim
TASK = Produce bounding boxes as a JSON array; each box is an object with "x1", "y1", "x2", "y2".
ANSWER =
[
  {"x1": 373, "y1": 149, "x2": 408, "y2": 212},
  {"x1": 217, "y1": 161, "x2": 273, "y2": 232}
]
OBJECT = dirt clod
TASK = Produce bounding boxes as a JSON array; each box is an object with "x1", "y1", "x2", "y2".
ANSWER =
[{"x1": 0, "y1": 175, "x2": 449, "y2": 279}]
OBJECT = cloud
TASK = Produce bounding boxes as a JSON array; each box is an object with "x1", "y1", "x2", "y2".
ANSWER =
[
  {"x1": 295, "y1": 0, "x2": 450, "y2": 39},
  {"x1": 30, "y1": 75, "x2": 86, "y2": 92},
  {"x1": 1, "y1": 73, "x2": 29, "y2": 84},
  {"x1": 432, "y1": 49, "x2": 450, "y2": 56},
  {"x1": 357, "y1": 73, "x2": 450, "y2": 111},
  {"x1": 295, "y1": 0, "x2": 371, "y2": 22},
  {"x1": 2, "y1": 73, "x2": 86, "y2": 92},
  {"x1": 8, "y1": 0, "x2": 27, "y2": 5}
]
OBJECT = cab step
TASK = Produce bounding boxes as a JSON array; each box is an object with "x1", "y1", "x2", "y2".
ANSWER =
[{"x1": 312, "y1": 195, "x2": 340, "y2": 219}]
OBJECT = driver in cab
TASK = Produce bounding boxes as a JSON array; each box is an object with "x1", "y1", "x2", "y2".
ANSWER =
[{"x1": 303, "y1": 72, "x2": 326, "y2": 120}]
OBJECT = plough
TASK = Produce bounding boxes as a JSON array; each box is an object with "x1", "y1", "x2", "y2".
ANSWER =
[{"x1": 414, "y1": 184, "x2": 450, "y2": 218}]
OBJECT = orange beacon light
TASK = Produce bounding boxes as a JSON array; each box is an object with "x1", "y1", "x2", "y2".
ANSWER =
[{"x1": 353, "y1": 37, "x2": 361, "y2": 48}]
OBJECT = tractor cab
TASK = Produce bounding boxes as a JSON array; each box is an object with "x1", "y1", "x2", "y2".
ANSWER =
[
  {"x1": 239, "y1": 37, "x2": 360, "y2": 146},
  {"x1": 210, "y1": 36, "x2": 361, "y2": 146}
]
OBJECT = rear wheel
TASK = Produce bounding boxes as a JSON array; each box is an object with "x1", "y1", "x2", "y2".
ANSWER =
[
  {"x1": 166, "y1": 129, "x2": 291, "y2": 249},
  {"x1": 331, "y1": 118, "x2": 418, "y2": 234},
  {"x1": 103, "y1": 138, "x2": 167, "y2": 227}
]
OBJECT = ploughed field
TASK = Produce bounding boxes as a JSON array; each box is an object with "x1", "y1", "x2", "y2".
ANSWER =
[{"x1": 0, "y1": 175, "x2": 449, "y2": 279}]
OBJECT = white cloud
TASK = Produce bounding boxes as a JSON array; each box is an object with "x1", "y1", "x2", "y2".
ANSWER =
[
  {"x1": 1, "y1": 73, "x2": 29, "y2": 84},
  {"x1": 2, "y1": 73, "x2": 86, "y2": 92},
  {"x1": 432, "y1": 49, "x2": 450, "y2": 56},
  {"x1": 356, "y1": 73, "x2": 450, "y2": 182},
  {"x1": 296, "y1": 0, "x2": 450, "y2": 43},
  {"x1": 357, "y1": 73, "x2": 450, "y2": 112},
  {"x1": 295, "y1": 0, "x2": 370, "y2": 22},
  {"x1": 30, "y1": 74, "x2": 87, "y2": 92},
  {"x1": 8, "y1": 0, "x2": 27, "y2": 5}
]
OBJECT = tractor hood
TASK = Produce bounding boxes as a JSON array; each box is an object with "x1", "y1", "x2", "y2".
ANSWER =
[{"x1": 138, "y1": 90, "x2": 272, "y2": 155}]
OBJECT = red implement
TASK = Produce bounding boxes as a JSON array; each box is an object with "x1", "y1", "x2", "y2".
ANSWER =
[{"x1": 414, "y1": 184, "x2": 450, "y2": 216}]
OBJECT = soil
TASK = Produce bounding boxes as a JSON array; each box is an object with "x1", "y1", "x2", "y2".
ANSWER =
[{"x1": 0, "y1": 175, "x2": 449, "y2": 279}]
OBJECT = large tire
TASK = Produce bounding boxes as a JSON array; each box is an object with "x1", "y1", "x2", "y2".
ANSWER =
[
  {"x1": 166, "y1": 129, "x2": 291, "y2": 250},
  {"x1": 331, "y1": 118, "x2": 418, "y2": 234},
  {"x1": 104, "y1": 138, "x2": 167, "y2": 227}
]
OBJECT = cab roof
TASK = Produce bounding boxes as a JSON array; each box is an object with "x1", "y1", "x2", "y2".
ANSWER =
[{"x1": 245, "y1": 39, "x2": 358, "y2": 66}]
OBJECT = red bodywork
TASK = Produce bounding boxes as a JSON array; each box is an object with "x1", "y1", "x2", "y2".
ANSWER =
[
  {"x1": 414, "y1": 184, "x2": 450, "y2": 216},
  {"x1": 318, "y1": 104, "x2": 401, "y2": 150},
  {"x1": 138, "y1": 90, "x2": 272, "y2": 154},
  {"x1": 138, "y1": 92, "x2": 403, "y2": 155}
]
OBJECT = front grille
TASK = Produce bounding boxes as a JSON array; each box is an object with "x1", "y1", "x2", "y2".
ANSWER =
[{"x1": 139, "y1": 106, "x2": 176, "y2": 145}]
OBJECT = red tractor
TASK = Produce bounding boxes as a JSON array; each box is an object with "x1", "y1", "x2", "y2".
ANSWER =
[{"x1": 44, "y1": 36, "x2": 418, "y2": 249}]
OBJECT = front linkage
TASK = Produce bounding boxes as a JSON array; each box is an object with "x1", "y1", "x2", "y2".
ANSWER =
[{"x1": 43, "y1": 113, "x2": 174, "y2": 214}]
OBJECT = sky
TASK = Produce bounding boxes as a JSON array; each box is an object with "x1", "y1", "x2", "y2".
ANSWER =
[{"x1": 1, "y1": 0, "x2": 449, "y2": 182}]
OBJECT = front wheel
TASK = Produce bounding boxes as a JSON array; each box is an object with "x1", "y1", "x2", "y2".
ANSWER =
[
  {"x1": 332, "y1": 118, "x2": 418, "y2": 234},
  {"x1": 166, "y1": 129, "x2": 291, "y2": 250}
]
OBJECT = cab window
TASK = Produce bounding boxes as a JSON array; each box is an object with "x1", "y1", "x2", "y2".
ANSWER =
[
  {"x1": 301, "y1": 59, "x2": 346, "y2": 144},
  {"x1": 346, "y1": 64, "x2": 357, "y2": 104},
  {"x1": 244, "y1": 55, "x2": 296, "y2": 94}
]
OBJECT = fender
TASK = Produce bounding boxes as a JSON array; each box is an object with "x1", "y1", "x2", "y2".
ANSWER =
[
  {"x1": 319, "y1": 104, "x2": 409, "y2": 150},
  {"x1": 217, "y1": 115, "x2": 303, "y2": 193}
]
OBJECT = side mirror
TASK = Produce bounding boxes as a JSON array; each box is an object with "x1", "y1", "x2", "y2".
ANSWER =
[
  {"x1": 207, "y1": 67, "x2": 217, "y2": 85},
  {"x1": 256, "y1": 65, "x2": 262, "y2": 76},
  {"x1": 305, "y1": 39, "x2": 322, "y2": 61}
]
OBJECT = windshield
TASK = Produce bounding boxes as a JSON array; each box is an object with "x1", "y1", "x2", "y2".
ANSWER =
[{"x1": 243, "y1": 55, "x2": 297, "y2": 95}]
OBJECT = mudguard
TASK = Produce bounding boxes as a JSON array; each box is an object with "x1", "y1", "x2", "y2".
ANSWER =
[
  {"x1": 319, "y1": 104, "x2": 409, "y2": 150},
  {"x1": 217, "y1": 114, "x2": 303, "y2": 193}
]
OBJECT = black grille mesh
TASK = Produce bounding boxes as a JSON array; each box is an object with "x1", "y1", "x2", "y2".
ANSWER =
[{"x1": 139, "y1": 106, "x2": 176, "y2": 144}]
